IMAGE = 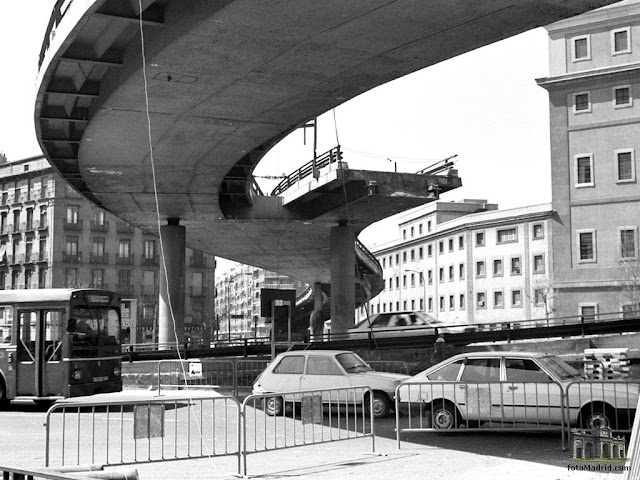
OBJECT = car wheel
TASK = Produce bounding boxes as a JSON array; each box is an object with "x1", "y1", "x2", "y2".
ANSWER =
[
  {"x1": 265, "y1": 396, "x2": 284, "y2": 416},
  {"x1": 367, "y1": 392, "x2": 392, "y2": 418},
  {"x1": 580, "y1": 403, "x2": 615, "y2": 429},
  {"x1": 431, "y1": 402, "x2": 458, "y2": 429}
]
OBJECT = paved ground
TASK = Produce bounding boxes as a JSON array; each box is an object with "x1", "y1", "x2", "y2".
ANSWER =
[{"x1": 0, "y1": 389, "x2": 629, "y2": 479}]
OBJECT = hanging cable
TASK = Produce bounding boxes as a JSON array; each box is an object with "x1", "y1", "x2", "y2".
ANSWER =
[{"x1": 137, "y1": 2, "x2": 219, "y2": 468}]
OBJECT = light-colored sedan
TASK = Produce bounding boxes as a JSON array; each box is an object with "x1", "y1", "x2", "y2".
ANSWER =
[
  {"x1": 398, "y1": 351, "x2": 638, "y2": 430},
  {"x1": 343, "y1": 311, "x2": 476, "y2": 340},
  {"x1": 252, "y1": 350, "x2": 409, "y2": 418}
]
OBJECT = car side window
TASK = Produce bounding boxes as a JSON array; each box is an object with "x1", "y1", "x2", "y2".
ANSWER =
[
  {"x1": 460, "y1": 358, "x2": 500, "y2": 383},
  {"x1": 306, "y1": 356, "x2": 344, "y2": 375},
  {"x1": 427, "y1": 360, "x2": 463, "y2": 381},
  {"x1": 396, "y1": 314, "x2": 410, "y2": 327},
  {"x1": 371, "y1": 314, "x2": 390, "y2": 327},
  {"x1": 505, "y1": 358, "x2": 552, "y2": 383},
  {"x1": 273, "y1": 356, "x2": 305, "y2": 374}
]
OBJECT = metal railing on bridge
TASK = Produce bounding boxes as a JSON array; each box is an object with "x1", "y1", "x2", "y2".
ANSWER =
[{"x1": 270, "y1": 146, "x2": 343, "y2": 196}]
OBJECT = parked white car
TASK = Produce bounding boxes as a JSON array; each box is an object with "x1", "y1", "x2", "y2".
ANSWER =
[
  {"x1": 398, "y1": 351, "x2": 638, "y2": 430},
  {"x1": 253, "y1": 350, "x2": 409, "y2": 418}
]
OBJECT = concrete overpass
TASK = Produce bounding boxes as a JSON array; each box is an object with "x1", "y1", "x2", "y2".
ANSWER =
[{"x1": 34, "y1": 0, "x2": 616, "y2": 337}]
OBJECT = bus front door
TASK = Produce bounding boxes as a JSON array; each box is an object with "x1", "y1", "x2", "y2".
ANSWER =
[{"x1": 16, "y1": 310, "x2": 64, "y2": 398}]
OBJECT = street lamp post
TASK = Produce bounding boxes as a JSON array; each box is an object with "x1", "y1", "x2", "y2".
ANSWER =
[
  {"x1": 405, "y1": 268, "x2": 426, "y2": 312},
  {"x1": 224, "y1": 272, "x2": 251, "y2": 342}
]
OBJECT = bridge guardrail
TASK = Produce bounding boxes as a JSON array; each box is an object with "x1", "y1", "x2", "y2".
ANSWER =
[
  {"x1": 241, "y1": 386, "x2": 374, "y2": 477},
  {"x1": 395, "y1": 380, "x2": 567, "y2": 450},
  {"x1": 271, "y1": 146, "x2": 343, "y2": 196},
  {"x1": 45, "y1": 395, "x2": 241, "y2": 470}
]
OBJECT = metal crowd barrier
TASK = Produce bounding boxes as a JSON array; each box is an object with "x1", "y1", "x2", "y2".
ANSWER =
[
  {"x1": 235, "y1": 359, "x2": 270, "y2": 396},
  {"x1": 0, "y1": 464, "x2": 139, "y2": 480},
  {"x1": 156, "y1": 359, "x2": 235, "y2": 395},
  {"x1": 395, "y1": 380, "x2": 567, "y2": 450},
  {"x1": 44, "y1": 396, "x2": 241, "y2": 470},
  {"x1": 564, "y1": 380, "x2": 640, "y2": 438},
  {"x1": 241, "y1": 386, "x2": 375, "y2": 477},
  {"x1": 623, "y1": 388, "x2": 640, "y2": 480},
  {"x1": 368, "y1": 360, "x2": 410, "y2": 375}
]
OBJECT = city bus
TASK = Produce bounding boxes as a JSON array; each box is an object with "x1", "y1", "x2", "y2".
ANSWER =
[{"x1": 0, "y1": 289, "x2": 122, "y2": 406}]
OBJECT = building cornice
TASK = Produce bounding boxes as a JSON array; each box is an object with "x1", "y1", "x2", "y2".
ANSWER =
[
  {"x1": 545, "y1": 2, "x2": 640, "y2": 35},
  {"x1": 536, "y1": 63, "x2": 640, "y2": 90}
]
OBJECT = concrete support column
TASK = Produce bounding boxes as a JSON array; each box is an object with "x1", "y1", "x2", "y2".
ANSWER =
[
  {"x1": 158, "y1": 218, "x2": 185, "y2": 348},
  {"x1": 330, "y1": 222, "x2": 355, "y2": 334},
  {"x1": 313, "y1": 283, "x2": 323, "y2": 312}
]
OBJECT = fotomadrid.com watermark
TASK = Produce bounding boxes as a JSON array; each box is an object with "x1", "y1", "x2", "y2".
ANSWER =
[{"x1": 567, "y1": 464, "x2": 629, "y2": 472}]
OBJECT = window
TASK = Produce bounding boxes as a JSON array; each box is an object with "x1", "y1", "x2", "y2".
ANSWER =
[
  {"x1": 616, "y1": 149, "x2": 635, "y2": 183},
  {"x1": 410, "y1": 226, "x2": 414, "y2": 238},
  {"x1": 410, "y1": 273, "x2": 415, "y2": 287},
  {"x1": 439, "y1": 267, "x2": 444, "y2": 283},
  {"x1": 410, "y1": 249, "x2": 415, "y2": 261},
  {"x1": 576, "y1": 154, "x2": 594, "y2": 187},
  {"x1": 438, "y1": 241, "x2": 444, "y2": 254},
  {"x1": 476, "y1": 292, "x2": 486, "y2": 309},
  {"x1": 494, "y1": 291, "x2": 504, "y2": 309},
  {"x1": 419, "y1": 247, "x2": 423, "y2": 260},
  {"x1": 66, "y1": 205, "x2": 79, "y2": 224},
  {"x1": 532, "y1": 223, "x2": 544, "y2": 240},
  {"x1": 388, "y1": 278, "x2": 392, "y2": 290},
  {"x1": 274, "y1": 356, "x2": 305, "y2": 374},
  {"x1": 573, "y1": 92, "x2": 591, "y2": 113},
  {"x1": 427, "y1": 244, "x2": 433, "y2": 257},
  {"x1": 461, "y1": 358, "x2": 500, "y2": 382},
  {"x1": 533, "y1": 254, "x2": 545, "y2": 274},
  {"x1": 93, "y1": 210, "x2": 105, "y2": 226},
  {"x1": 419, "y1": 298, "x2": 424, "y2": 310},
  {"x1": 511, "y1": 289, "x2": 522, "y2": 307},
  {"x1": 448, "y1": 265, "x2": 454, "y2": 281},
  {"x1": 449, "y1": 295, "x2": 455, "y2": 310},
  {"x1": 395, "y1": 254, "x2": 399, "y2": 264},
  {"x1": 459, "y1": 294, "x2": 465, "y2": 310},
  {"x1": 578, "y1": 230, "x2": 596, "y2": 263},
  {"x1": 620, "y1": 228, "x2": 637, "y2": 259},
  {"x1": 428, "y1": 297, "x2": 433, "y2": 312},
  {"x1": 382, "y1": 257, "x2": 386, "y2": 268},
  {"x1": 118, "y1": 269, "x2": 131, "y2": 287},
  {"x1": 403, "y1": 251, "x2": 407, "y2": 262},
  {"x1": 580, "y1": 304, "x2": 598, "y2": 322},
  {"x1": 427, "y1": 269, "x2": 433, "y2": 285},
  {"x1": 534, "y1": 289, "x2": 545, "y2": 306},
  {"x1": 572, "y1": 35, "x2": 590, "y2": 61},
  {"x1": 119, "y1": 240, "x2": 131, "y2": 258},
  {"x1": 66, "y1": 237, "x2": 78, "y2": 255},
  {"x1": 307, "y1": 356, "x2": 343, "y2": 375},
  {"x1": 395, "y1": 277, "x2": 399, "y2": 289},
  {"x1": 493, "y1": 258, "x2": 503, "y2": 277},
  {"x1": 427, "y1": 360, "x2": 463, "y2": 381},
  {"x1": 427, "y1": 220, "x2": 432, "y2": 232},
  {"x1": 91, "y1": 269, "x2": 104, "y2": 288},
  {"x1": 419, "y1": 224, "x2": 423, "y2": 235},
  {"x1": 65, "y1": 268, "x2": 77, "y2": 287},
  {"x1": 403, "y1": 229, "x2": 406, "y2": 240},
  {"x1": 511, "y1": 256, "x2": 522, "y2": 275},
  {"x1": 439, "y1": 296, "x2": 445, "y2": 312},
  {"x1": 613, "y1": 86, "x2": 632, "y2": 108},
  {"x1": 458, "y1": 235, "x2": 464, "y2": 250},
  {"x1": 144, "y1": 240, "x2": 156, "y2": 259},
  {"x1": 448, "y1": 238, "x2": 454, "y2": 252},
  {"x1": 476, "y1": 260, "x2": 486, "y2": 278},
  {"x1": 505, "y1": 358, "x2": 551, "y2": 383},
  {"x1": 476, "y1": 231, "x2": 485, "y2": 247},
  {"x1": 459, "y1": 263, "x2": 465, "y2": 280},
  {"x1": 92, "y1": 238, "x2": 105, "y2": 256},
  {"x1": 612, "y1": 27, "x2": 631, "y2": 55},
  {"x1": 403, "y1": 274, "x2": 407, "y2": 288}
]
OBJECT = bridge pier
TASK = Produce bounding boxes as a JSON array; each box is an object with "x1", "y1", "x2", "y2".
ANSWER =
[
  {"x1": 330, "y1": 222, "x2": 355, "y2": 334},
  {"x1": 158, "y1": 218, "x2": 185, "y2": 348}
]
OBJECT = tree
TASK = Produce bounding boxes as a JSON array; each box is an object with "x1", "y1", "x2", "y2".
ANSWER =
[
  {"x1": 529, "y1": 279, "x2": 560, "y2": 325},
  {"x1": 618, "y1": 259, "x2": 640, "y2": 318}
]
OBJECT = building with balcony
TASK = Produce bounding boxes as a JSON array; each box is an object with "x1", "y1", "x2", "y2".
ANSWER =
[
  {"x1": 215, "y1": 266, "x2": 305, "y2": 340},
  {"x1": 537, "y1": 0, "x2": 640, "y2": 321},
  {"x1": 359, "y1": 200, "x2": 555, "y2": 326},
  {"x1": 0, "y1": 155, "x2": 216, "y2": 344}
]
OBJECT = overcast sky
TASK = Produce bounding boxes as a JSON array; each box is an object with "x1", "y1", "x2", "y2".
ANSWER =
[{"x1": 0, "y1": 2, "x2": 553, "y2": 265}]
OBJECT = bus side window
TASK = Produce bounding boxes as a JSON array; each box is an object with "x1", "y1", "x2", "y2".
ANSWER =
[{"x1": 45, "y1": 311, "x2": 63, "y2": 362}]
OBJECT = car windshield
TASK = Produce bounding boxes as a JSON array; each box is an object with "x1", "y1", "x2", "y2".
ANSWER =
[
  {"x1": 336, "y1": 352, "x2": 373, "y2": 372},
  {"x1": 538, "y1": 356, "x2": 582, "y2": 380}
]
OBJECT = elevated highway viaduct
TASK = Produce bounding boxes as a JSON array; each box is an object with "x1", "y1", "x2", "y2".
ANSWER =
[{"x1": 35, "y1": 0, "x2": 616, "y2": 339}]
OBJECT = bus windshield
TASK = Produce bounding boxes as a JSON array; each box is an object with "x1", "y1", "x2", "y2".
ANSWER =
[{"x1": 69, "y1": 306, "x2": 120, "y2": 349}]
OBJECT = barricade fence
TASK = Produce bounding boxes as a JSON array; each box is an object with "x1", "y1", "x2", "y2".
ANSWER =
[
  {"x1": 45, "y1": 396, "x2": 241, "y2": 470},
  {"x1": 395, "y1": 380, "x2": 567, "y2": 450},
  {"x1": 241, "y1": 387, "x2": 375, "y2": 477},
  {"x1": 623, "y1": 387, "x2": 640, "y2": 480},
  {"x1": 44, "y1": 387, "x2": 375, "y2": 477},
  {"x1": 156, "y1": 358, "x2": 408, "y2": 396},
  {"x1": 0, "y1": 464, "x2": 140, "y2": 480}
]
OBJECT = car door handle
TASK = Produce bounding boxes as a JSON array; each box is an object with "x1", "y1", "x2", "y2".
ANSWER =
[
  {"x1": 507, "y1": 386, "x2": 518, "y2": 391},
  {"x1": 458, "y1": 384, "x2": 467, "y2": 389}
]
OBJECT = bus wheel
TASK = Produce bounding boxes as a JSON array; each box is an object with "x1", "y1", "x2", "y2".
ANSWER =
[{"x1": 0, "y1": 379, "x2": 8, "y2": 410}]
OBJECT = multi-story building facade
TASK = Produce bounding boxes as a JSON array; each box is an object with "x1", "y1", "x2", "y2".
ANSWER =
[
  {"x1": 215, "y1": 266, "x2": 305, "y2": 339},
  {"x1": 358, "y1": 200, "x2": 555, "y2": 326},
  {"x1": 0, "y1": 156, "x2": 216, "y2": 344},
  {"x1": 537, "y1": 0, "x2": 640, "y2": 321}
]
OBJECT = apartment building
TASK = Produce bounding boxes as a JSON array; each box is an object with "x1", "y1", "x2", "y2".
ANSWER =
[
  {"x1": 358, "y1": 200, "x2": 555, "y2": 326},
  {"x1": 0, "y1": 156, "x2": 216, "y2": 344},
  {"x1": 537, "y1": 0, "x2": 640, "y2": 320}
]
